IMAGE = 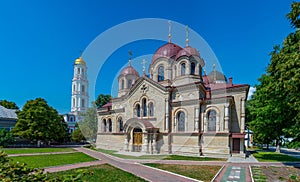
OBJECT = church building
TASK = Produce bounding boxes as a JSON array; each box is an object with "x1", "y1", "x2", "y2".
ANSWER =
[{"x1": 96, "y1": 33, "x2": 249, "y2": 157}]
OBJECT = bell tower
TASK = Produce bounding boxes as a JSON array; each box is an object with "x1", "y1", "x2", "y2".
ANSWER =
[{"x1": 71, "y1": 55, "x2": 89, "y2": 114}]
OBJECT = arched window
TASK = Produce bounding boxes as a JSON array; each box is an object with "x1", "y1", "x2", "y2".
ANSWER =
[
  {"x1": 127, "y1": 79, "x2": 132, "y2": 88},
  {"x1": 103, "y1": 119, "x2": 107, "y2": 132},
  {"x1": 118, "y1": 117, "x2": 123, "y2": 132},
  {"x1": 149, "y1": 102, "x2": 154, "y2": 116},
  {"x1": 77, "y1": 68, "x2": 80, "y2": 74},
  {"x1": 177, "y1": 111, "x2": 185, "y2": 131},
  {"x1": 108, "y1": 119, "x2": 112, "y2": 132},
  {"x1": 181, "y1": 63, "x2": 186, "y2": 76},
  {"x1": 121, "y1": 79, "x2": 124, "y2": 89},
  {"x1": 72, "y1": 98, "x2": 75, "y2": 107},
  {"x1": 158, "y1": 66, "x2": 164, "y2": 81},
  {"x1": 191, "y1": 62, "x2": 196, "y2": 75},
  {"x1": 81, "y1": 85, "x2": 85, "y2": 93},
  {"x1": 142, "y1": 98, "x2": 147, "y2": 117},
  {"x1": 136, "y1": 104, "x2": 141, "y2": 117},
  {"x1": 174, "y1": 65, "x2": 177, "y2": 78},
  {"x1": 208, "y1": 110, "x2": 217, "y2": 131},
  {"x1": 73, "y1": 84, "x2": 76, "y2": 92}
]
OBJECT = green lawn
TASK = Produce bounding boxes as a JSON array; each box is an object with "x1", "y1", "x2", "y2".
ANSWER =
[
  {"x1": 10, "y1": 152, "x2": 97, "y2": 168},
  {"x1": 3, "y1": 147, "x2": 75, "y2": 154},
  {"x1": 96, "y1": 148, "x2": 225, "y2": 161},
  {"x1": 253, "y1": 151, "x2": 300, "y2": 162},
  {"x1": 48, "y1": 164, "x2": 147, "y2": 182},
  {"x1": 144, "y1": 163, "x2": 221, "y2": 182}
]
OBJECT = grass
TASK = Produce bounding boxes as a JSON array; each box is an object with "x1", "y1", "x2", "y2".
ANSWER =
[
  {"x1": 253, "y1": 151, "x2": 300, "y2": 162},
  {"x1": 48, "y1": 164, "x2": 147, "y2": 182},
  {"x1": 10, "y1": 152, "x2": 97, "y2": 168},
  {"x1": 3, "y1": 147, "x2": 75, "y2": 154},
  {"x1": 144, "y1": 163, "x2": 221, "y2": 182},
  {"x1": 96, "y1": 148, "x2": 225, "y2": 161},
  {"x1": 251, "y1": 166, "x2": 267, "y2": 182}
]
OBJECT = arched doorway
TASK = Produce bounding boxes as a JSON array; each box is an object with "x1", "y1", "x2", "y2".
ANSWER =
[{"x1": 133, "y1": 127, "x2": 143, "y2": 152}]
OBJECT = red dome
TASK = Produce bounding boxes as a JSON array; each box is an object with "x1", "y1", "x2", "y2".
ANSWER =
[
  {"x1": 175, "y1": 46, "x2": 200, "y2": 60},
  {"x1": 120, "y1": 65, "x2": 139, "y2": 77},
  {"x1": 152, "y1": 43, "x2": 182, "y2": 63}
]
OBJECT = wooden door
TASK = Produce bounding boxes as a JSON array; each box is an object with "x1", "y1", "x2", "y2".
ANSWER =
[
  {"x1": 232, "y1": 138, "x2": 240, "y2": 153},
  {"x1": 133, "y1": 128, "x2": 142, "y2": 152}
]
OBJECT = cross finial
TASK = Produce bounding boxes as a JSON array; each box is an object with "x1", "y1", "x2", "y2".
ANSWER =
[
  {"x1": 128, "y1": 50, "x2": 133, "y2": 66},
  {"x1": 185, "y1": 25, "x2": 189, "y2": 47},
  {"x1": 79, "y1": 50, "x2": 83, "y2": 58},
  {"x1": 142, "y1": 59, "x2": 147, "y2": 75},
  {"x1": 168, "y1": 20, "x2": 172, "y2": 43}
]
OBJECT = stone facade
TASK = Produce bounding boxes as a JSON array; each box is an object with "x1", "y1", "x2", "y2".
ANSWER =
[{"x1": 96, "y1": 42, "x2": 249, "y2": 157}]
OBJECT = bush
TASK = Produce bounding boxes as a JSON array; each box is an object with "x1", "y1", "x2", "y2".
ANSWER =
[{"x1": 0, "y1": 129, "x2": 14, "y2": 147}]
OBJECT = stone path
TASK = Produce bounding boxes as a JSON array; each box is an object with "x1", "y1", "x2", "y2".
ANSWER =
[
  {"x1": 75, "y1": 147, "x2": 200, "y2": 182},
  {"x1": 19, "y1": 147, "x2": 300, "y2": 181}
]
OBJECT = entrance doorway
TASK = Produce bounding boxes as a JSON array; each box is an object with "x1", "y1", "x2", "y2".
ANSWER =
[
  {"x1": 232, "y1": 138, "x2": 240, "y2": 153},
  {"x1": 133, "y1": 127, "x2": 143, "y2": 152}
]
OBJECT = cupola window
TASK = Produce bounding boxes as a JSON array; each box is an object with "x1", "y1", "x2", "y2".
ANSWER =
[
  {"x1": 158, "y1": 66, "x2": 164, "y2": 81},
  {"x1": 181, "y1": 63, "x2": 186, "y2": 76},
  {"x1": 191, "y1": 62, "x2": 196, "y2": 75}
]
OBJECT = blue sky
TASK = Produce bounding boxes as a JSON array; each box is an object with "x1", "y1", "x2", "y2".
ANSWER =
[{"x1": 0, "y1": 0, "x2": 294, "y2": 113}]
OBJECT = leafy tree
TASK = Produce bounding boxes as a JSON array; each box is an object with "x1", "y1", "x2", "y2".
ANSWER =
[
  {"x1": 78, "y1": 103, "x2": 98, "y2": 142},
  {"x1": 0, "y1": 150, "x2": 92, "y2": 181},
  {"x1": 11, "y1": 98, "x2": 67, "y2": 145},
  {"x1": 247, "y1": 2, "x2": 300, "y2": 151},
  {"x1": 95, "y1": 94, "x2": 111, "y2": 108},
  {"x1": 0, "y1": 100, "x2": 19, "y2": 110},
  {"x1": 0, "y1": 129, "x2": 14, "y2": 147},
  {"x1": 72, "y1": 124, "x2": 86, "y2": 143}
]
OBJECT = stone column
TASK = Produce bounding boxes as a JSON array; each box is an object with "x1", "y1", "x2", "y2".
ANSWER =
[
  {"x1": 194, "y1": 107, "x2": 199, "y2": 131},
  {"x1": 240, "y1": 98, "x2": 246, "y2": 133},
  {"x1": 124, "y1": 135, "x2": 129, "y2": 152},
  {"x1": 152, "y1": 133, "x2": 158, "y2": 154},
  {"x1": 142, "y1": 132, "x2": 149, "y2": 153},
  {"x1": 203, "y1": 113, "x2": 208, "y2": 132},
  {"x1": 165, "y1": 99, "x2": 169, "y2": 132},
  {"x1": 224, "y1": 103, "x2": 229, "y2": 132}
]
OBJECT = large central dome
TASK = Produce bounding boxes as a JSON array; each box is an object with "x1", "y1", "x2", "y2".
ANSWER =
[{"x1": 151, "y1": 43, "x2": 182, "y2": 64}]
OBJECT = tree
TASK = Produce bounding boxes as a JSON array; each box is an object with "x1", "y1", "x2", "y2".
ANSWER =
[
  {"x1": 0, "y1": 100, "x2": 19, "y2": 110},
  {"x1": 72, "y1": 123, "x2": 85, "y2": 142},
  {"x1": 247, "y1": 2, "x2": 300, "y2": 151},
  {"x1": 77, "y1": 103, "x2": 98, "y2": 142},
  {"x1": 0, "y1": 129, "x2": 14, "y2": 147},
  {"x1": 95, "y1": 94, "x2": 111, "y2": 108},
  {"x1": 11, "y1": 98, "x2": 67, "y2": 145}
]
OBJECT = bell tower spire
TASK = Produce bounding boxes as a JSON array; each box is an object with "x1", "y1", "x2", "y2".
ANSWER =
[{"x1": 71, "y1": 53, "x2": 89, "y2": 114}]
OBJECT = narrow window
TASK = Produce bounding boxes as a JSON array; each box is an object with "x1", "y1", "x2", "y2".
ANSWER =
[
  {"x1": 208, "y1": 110, "x2": 217, "y2": 131},
  {"x1": 81, "y1": 85, "x2": 85, "y2": 93},
  {"x1": 118, "y1": 117, "x2": 123, "y2": 132},
  {"x1": 191, "y1": 62, "x2": 196, "y2": 75},
  {"x1": 72, "y1": 98, "x2": 75, "y2": 107},
  {"x1": 108, "y1": 119, "x2": 112, "y2": 132},
  {"x1": 149, "y1": 102, "x2": 154, "y2": 116},
  {"x1": 128, "y1": 79, "x2": 132, "y2": 88},
  {"x1": 77, "y1": 67, "x2": 80, "y2": 74},
  {"x1": 177, "y1": 111, "x2": 185, "y2": 131},
  {"x1": 181, "y1": 63, "x2": 186, "y2": 76},
  {"x1": 158, "y1": 66, "x2": 164, "y2": 81},
  {"x1": 81, "y1": 99, "x2": 85, "y2": 108},
  {"x1": 103, "y1": 119, "x2": 107, "y2": 132},
  {"x1": 142, "y1": 98, "x2": 147, "y2": 117},
  {"x1": 136, "y1": 104, "x2": 140, "y2": 117}
]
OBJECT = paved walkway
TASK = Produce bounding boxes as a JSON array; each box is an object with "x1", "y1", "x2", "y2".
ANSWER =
[
  {"x1": 75, "y1": 147, "x2": 200, "y2": 182},
  {"x1": 27, "y1": 147, "x2": 300, "y2": 182}
]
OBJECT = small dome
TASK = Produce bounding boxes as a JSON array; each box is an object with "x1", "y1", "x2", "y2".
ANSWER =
[
  {"x1": 120, "y1": 65, "x2": 139, "y2": 77},
  {"x1": 74, "y1": 57, "x2": 86, "y2": 65},
  {"x1": 152, "y1": 43, "x2": 182, "y2": 63},
  {"x1": 207, "y1": 71, "x2": 227, "y2": 82},
  {"x1": 175, "y1": 46, "x2": 200, "y2": 60}
]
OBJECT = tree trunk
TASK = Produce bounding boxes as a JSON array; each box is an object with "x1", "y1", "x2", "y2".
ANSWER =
[{"x1": 275, "y1": 139, "x2": 281, "y2": 153}]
